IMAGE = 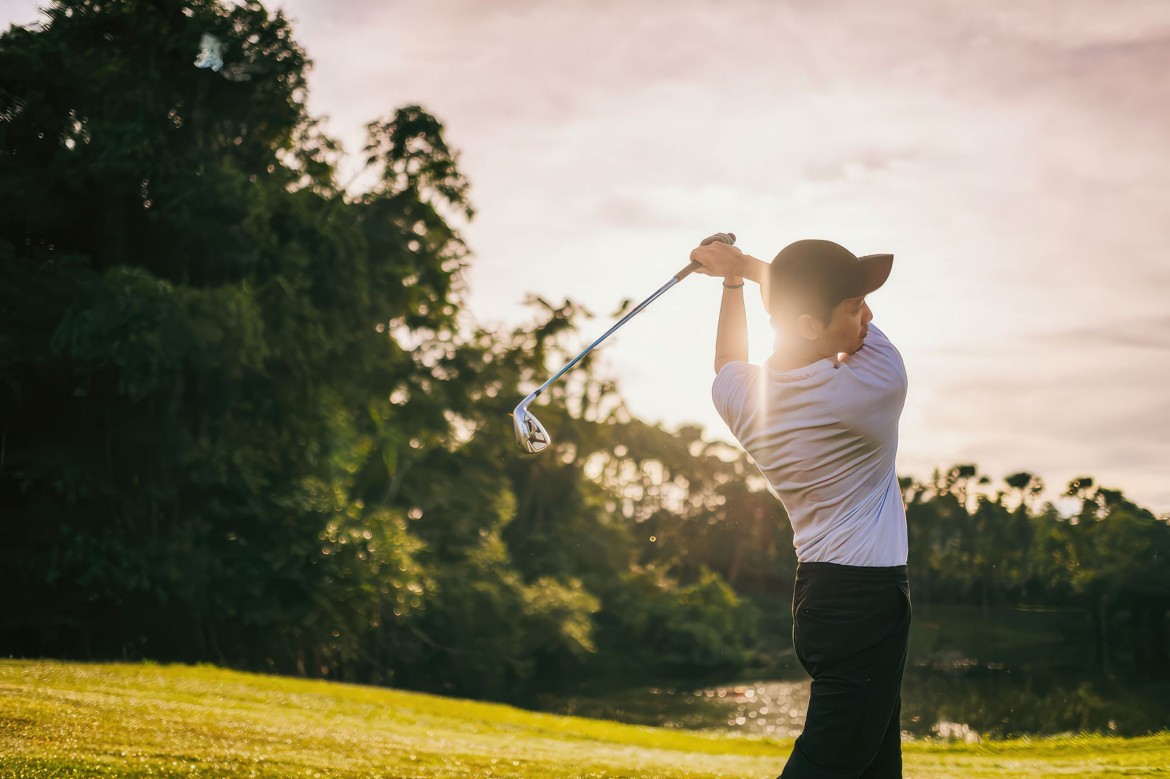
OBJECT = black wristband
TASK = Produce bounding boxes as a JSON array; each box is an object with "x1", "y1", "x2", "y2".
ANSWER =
[{"x1": 722, "y1": 281, "x2": 745, "y2": 289}]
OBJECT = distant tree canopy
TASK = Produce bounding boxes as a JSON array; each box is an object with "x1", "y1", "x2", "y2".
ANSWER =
[{"x1": 1, "y1": 0, "x2": 1167, "y2": 701}]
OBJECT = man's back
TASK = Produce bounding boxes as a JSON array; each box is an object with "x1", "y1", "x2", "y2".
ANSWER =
[{"x1": 711, "y1": 323, "x2": 909, "y2": 566}]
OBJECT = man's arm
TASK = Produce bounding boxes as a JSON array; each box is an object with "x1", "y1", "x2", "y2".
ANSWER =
[
  {"x1": 733, "y1": 254, "x2": 770, "y2": 285},
  {"x1": 715, "y1": 279, "x2": 748, "y2": 374},
  {"x1": 688, "y1": 243, "x2": 771, "y2": 373},
  {"x1": 734, "y1": 254, "x2": 772, "y2": 314}
]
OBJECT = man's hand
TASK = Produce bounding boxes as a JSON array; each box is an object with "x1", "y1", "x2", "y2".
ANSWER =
[
  {"x1": 690, "y1": 241, "x2": 743, "y2": 279},
  {"x1": 691, "y1": 242, "x2": 770, "y2": 287}
]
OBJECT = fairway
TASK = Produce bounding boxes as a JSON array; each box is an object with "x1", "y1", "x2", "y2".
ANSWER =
[{"x1": 2, "y1": 660, "x2": 1168, "y2": 778}]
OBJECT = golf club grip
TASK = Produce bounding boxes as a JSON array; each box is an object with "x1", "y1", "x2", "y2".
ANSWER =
[{"x1": 674, "y1": 232, "x2": 736, "y2": 281}]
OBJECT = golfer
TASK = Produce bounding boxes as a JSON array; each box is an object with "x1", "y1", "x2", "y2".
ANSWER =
[{"x1": 689, "y1": 237, "x2": 911, "y2": 778}]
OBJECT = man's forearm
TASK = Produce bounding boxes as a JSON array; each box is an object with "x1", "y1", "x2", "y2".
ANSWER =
[
  {"x1": 734, "y1": 255, "x2": 771, "y2": 310},
  {"x1": 735, "y1": 254, "x2": 770, "y2": 284},
  {"x1": 715, "y1": 284, "x2": 748, "y2": 373}
]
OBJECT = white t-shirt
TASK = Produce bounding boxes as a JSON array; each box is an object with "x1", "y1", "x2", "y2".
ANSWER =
[{"x1": 711, "y1": 323, "x2": 909, "y2": 566}]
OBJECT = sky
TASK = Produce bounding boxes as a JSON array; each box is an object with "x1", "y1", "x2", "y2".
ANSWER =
[{"x1": 3, "y1": 0, "x2": 1168, "y2": 513}]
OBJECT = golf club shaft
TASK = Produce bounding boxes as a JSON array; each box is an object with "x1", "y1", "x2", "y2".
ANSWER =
[
  {"x1": 525, "y1": 274, "x2": 684, "y2": 403},
  {"x1": 520, "y1": 232, "x2": 735, "y2": 406}
]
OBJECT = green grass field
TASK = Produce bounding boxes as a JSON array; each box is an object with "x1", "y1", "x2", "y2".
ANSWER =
[{"x1": 2, "y1": 659, "x2": 1167, "y2": 778}]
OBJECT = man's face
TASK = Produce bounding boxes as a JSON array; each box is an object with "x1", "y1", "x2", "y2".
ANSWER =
[{"x1": 823, "y1": 295, "x2": 873, "y2": 355}]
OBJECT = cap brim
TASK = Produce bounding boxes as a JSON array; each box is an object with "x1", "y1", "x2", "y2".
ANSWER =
[{"x1": 857, "y1": 253, "x2": 893, "y2": 295}]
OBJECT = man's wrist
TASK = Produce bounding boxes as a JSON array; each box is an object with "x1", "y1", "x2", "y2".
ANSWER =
[{"x1": 724, "y1": 258, "x2": 743, "y2": 284}]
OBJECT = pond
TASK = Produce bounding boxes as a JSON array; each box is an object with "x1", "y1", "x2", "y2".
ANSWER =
[{"x1": 533, "y1": 606, "x2": 1170, "y2": 740}]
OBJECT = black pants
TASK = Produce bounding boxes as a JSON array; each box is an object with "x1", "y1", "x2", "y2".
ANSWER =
[{"x1": 780, "y1": 562, "x2": 911, "y2": 779}]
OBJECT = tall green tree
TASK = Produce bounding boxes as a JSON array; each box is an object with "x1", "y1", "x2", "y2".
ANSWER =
[{"x1": 0, "y1": 0, "x2": 457, "y2": 675}]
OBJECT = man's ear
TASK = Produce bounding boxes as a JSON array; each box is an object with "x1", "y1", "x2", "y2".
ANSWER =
[{"x1": 794, "y1": 313, "x2": 822, "y2": 342}]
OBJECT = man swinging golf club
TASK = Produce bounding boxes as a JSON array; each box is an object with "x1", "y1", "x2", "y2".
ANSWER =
[{"x1": 689, "y1": 237, "x2": 911, "y2": 779}]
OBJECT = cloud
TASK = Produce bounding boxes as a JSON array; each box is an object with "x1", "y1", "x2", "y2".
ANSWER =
[
  {"x1": 1026, "y1": 318, "x2": 1170, "y2": 353},
  {"x1": 906, "y1": 338, "x2": 1170, "y2": 508},
  {"x1": 592, "y1": 196, "x2": 682, "y2": 229}
]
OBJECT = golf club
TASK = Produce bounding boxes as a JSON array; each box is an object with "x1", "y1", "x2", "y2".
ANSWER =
[{"x1": 512, "y1": 231, "x2": 736, "y2": 454}]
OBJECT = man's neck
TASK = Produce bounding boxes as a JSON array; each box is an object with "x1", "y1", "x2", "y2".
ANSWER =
[{"x1": 768, "y1": 340, "x2": 836, "y2": 372}]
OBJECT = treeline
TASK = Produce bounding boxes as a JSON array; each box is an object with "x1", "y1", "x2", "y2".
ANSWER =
[
  {"x1": 902, "y1": 468, "x2": 1170, "y2": 671},
  {"x1": 1, "y1": 0, "x2": 1166, "y2": 704}
]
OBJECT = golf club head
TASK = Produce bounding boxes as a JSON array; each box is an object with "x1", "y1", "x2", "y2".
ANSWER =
[{"x1": 512, "y1": 401, "x2": 551, "y2": 454}]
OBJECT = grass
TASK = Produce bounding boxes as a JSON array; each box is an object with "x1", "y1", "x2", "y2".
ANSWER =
[{"x1": 2, "y1": 659, "x2": 1168, "y2": 778}]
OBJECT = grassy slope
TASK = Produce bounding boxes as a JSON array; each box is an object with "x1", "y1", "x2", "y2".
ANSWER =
[{"x1": 1, "y1": 660, "x2": 1167, "y2": 778}]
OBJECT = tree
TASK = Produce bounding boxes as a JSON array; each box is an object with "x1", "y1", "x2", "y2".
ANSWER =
[{"x1": 0, "y1": 0, "x2": 462, "y2": 676}]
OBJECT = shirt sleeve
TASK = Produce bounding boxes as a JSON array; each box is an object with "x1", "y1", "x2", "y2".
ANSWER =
[
  {"x1": 711, "y1": 361, "x2": 760, "y2": 438},
  {"x1": 848, "y1": 323, "x2": 908, "y2": 390}
]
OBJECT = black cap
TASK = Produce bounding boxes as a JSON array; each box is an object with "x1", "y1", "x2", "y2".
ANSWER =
[{"x1": 767, "y1": 239, "x2": 893, "y2": 323}]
